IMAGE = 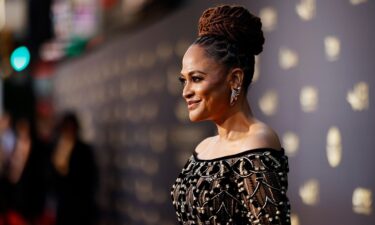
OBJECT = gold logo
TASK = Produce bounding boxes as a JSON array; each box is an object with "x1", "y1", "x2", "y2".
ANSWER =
[
  {"x1": 300, "y1": 86, "x2": 318, "y2": 112},
  {"x1": 253, "y1": 56, "x2": 260, "y2": 82},
  {"x1": 156, "y1": 42, "x2": 173, "y2": 60},
  {"x1": 167, "y1": 66, "x2": 181, "y2": 95},
  {"x1": 80, "y1": 111, "x2": 95, "y2": 142},
  {"x1": 347, "y1": 82, "x2": 369, "y2": 111},
  {"x1": 174, "y1": 100, "x2": 189, "y2": 123},
  {"x1": 299, "y1": 179, "x2": 319, "y2": 205},
  {"x1": 175, "y1": 39, "x2": 190, "y2": 57},
  {"x1": 126, "y1": 52, "x2": 139, "y2": 69},
  {"x1": 259, "y1": 7, "x2": 278, "y2": 32},
  {"x1": 135, "y1": 178, "x2": 153, "y2": 202},
  {"x1": 279, "y1": 47, "x2": 299, "y2": 70},
  {"x1": 352, "y1": 187, "x2": 372, "y2": 215},
  {"x1": 282, "y1": 131, "x2": 300, "y2": 157},
  {"x1": 350, "y1": 0, "x2": 368, "y2": 5},
  {"x1": 291, "y1": 213, "x2": 300, "y2": 225},
  {"x1": 149, "y1": 126, "x2": 167, "y2": 153},
  {"x1": 326, "y1": 126, "x2": 342, "y2": 168},
  {"x1": 138, "y1": 51, "x2": 155, "y2": 68},
  {"x1": 296, "y1": 0, "x2": 316, "y2": 21},
  {"x1": 259, "y1": 90, "x2": 278, "y2": 116},
  {"x1": 324, "y1": 36, "x2": 341, "y2": 61}
]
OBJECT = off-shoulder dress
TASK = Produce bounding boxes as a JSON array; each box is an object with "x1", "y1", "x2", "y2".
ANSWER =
[{"x1": 171, "y1": 148, "x2": 291, "y2": 225}]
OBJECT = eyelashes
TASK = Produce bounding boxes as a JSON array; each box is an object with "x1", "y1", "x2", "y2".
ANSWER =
[
  {"x1": 178, "y1": 76, "x2": 203, "y2": 85},
  {"x1": 178, "y1": 77, "x2": 186, "y2": 85},
  {"x1": 192, "y1": 77, "x2": 203, "y2": 82}
]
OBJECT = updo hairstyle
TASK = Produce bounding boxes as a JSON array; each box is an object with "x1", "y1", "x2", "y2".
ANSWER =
[{"x1": 194, "y1": 5, "x2": 265, "y2": 92}]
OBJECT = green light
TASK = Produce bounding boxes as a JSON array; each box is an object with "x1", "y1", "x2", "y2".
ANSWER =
[{"x1": 10, "y1": 46, "x2": 30, "y2": 72}]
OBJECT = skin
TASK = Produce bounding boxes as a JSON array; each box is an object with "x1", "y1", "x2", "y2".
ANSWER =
[{"x1": 180, "y1": 45, "x2": 281, "y2": 160}]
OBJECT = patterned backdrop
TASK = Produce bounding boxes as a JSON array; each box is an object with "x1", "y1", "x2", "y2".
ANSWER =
[{"x1": 52, "y1": 0, "x2": 374, "y2": 224}]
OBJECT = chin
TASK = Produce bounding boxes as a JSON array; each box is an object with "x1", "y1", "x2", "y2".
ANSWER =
[
  {"x1": 188, "y1": 111, "x2": 208, "y2": 122},
  {"x1": 188, "y1": 116, "x2": 203, "y2": 122}
]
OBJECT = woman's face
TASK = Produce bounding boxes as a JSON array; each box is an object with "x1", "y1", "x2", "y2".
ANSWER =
[{"x1": 180, "y1": 44, "x2": 231, "y2": 122}]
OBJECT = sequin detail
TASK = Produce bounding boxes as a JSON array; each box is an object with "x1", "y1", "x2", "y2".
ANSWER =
[{"x1": 171, "y1": 149, "x2": 291, "y2": 225}]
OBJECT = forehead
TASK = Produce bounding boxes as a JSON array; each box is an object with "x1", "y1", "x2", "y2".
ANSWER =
[{"x1": 181, "y1": 44, "x2": 223, "y2": 75}]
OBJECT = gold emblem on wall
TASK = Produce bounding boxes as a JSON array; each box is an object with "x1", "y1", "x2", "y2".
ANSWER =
[
  {"x1": 300, "y1": 86, "x2": 318, "y2": 112},
  {"x1": 299, "y1": 179, "x2": 319, "y2": 205},
  {"x1": 259, "y1": 7, "x2": 277, "y2": 32},
  {"x1": 149, "y1": 126, "x2": 167, "y2": 153},
  {"x1": 291, "y1": 213, "x2": 300, "y2": 225},
  {"x1": 79, "y1": 111, "x2": 95, "y2": 142},
  {"x1": 350, "y1": 0, "x2": 368, "y2": 5},
  {"x1": 279, "y1": 47, "x2": 299, "y2": 70},
  {"x1": 352, "y1": 187, "x2": 373, "y2": 215},
  {"x1": 134, "y1": 178, "x2": 153, "y2": 202},
  {"x1": 156, "y1": 42, "x2": 173, "y2": 60},
  {"x1": 253, "y1": 56, "x2": 260, "y2": 82},
  {"x1": 175, "y1": 100, "x2": 189, "y2": 123},
  {"x1": 326, "y1": 126, "x2": 342, "y2": 168},
  {"x1": 282, "y1": 131, "x2": 300, "y2": 157},
  {"x1": 324, "y1": 36, "x2": 341, "y2": 61},
  {"x1": 347, "y1": 81, "x2": 369, "y2": 111},
  {"x1": 126, "y1": 52, "x2": 139, "y2": 69},
  {"x1": 139, "y1": 51, "x2": 155, "y2": 68},
  {"x1": 296, "y1": 0, "x2": 316, "y2": 21},
  {"x1": 167, "y1": 66, "x2": 181, "y2": 95},
  {"x1": 258, "y1": 90, "x2": 278, "y2": 116},
  {"x1": 175, "y1": 39, "x2": 191, "y2": 57}
]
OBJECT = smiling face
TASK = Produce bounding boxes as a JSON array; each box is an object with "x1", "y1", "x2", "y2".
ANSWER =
[{"x1": 179, "y1": 44, "x2": 232, "y2": 122}]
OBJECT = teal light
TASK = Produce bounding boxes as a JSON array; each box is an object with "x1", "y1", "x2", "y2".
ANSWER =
[{"x1": 10, "y1": 46, "x2": 30, "y2": 72}]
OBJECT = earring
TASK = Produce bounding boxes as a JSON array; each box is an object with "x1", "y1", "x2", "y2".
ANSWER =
[{"x1": 230, "y1": 87, "x2": 241, "y2": 106}]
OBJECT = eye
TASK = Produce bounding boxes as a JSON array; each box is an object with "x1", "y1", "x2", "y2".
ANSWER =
[
  {"x1": 192, "y1": 76, "x2": 203, "y2": 83},
  {"x1": 178, "y1": 76, "x2": 186, "y2": 85}
]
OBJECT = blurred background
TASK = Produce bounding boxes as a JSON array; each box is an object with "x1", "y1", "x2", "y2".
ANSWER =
[{"x1": 0, "y1": 0, "x2": 374, "y2": 225}]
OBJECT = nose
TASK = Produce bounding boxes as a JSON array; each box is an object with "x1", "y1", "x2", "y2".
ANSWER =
[{"x1": 182, "y1": 82, "x2": 194, "y2": 99}]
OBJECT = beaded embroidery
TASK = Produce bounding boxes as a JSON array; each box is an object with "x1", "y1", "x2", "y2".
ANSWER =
[{"x1": 171, "y1": 148, "x2": 291, "y2": 225}]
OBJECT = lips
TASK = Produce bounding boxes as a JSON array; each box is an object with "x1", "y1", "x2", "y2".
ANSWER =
[{"x1": 187, "y1": 100, "x2": 201, "y2": 110}]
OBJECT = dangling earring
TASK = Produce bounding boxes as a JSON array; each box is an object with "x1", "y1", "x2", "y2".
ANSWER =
[{"x1": 230, "y1": 87, "x2": 241, "y2": 106}]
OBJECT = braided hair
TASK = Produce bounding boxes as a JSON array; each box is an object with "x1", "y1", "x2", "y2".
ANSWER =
[{"x1": 193, "y1": 5, "x2": 265, "y2": 92}]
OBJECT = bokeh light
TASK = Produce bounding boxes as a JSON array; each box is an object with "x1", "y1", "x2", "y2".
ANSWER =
[{"x1": 10, "y1": 46, "x2": 30, "y2": 72}]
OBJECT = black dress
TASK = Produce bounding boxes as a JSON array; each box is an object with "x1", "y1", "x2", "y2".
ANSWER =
[
  {"x1": 51, "y1": 140, "x2": 98, "y2": 225},
  {"x1": 171, "y1": 148, "x2": 291, "y2": 225}
]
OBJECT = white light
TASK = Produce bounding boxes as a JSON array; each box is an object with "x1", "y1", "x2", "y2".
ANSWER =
[
  {"x1": 0, "y1": 0, "x2": 5, "y2": 31},
  {"x1": 3, "y1": 0, "x2": 27, "y2": 34}
]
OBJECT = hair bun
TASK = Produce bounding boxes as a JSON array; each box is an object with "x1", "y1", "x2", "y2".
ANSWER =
[{"x1": 198, "y1": 5, "x2": 265, "y2": 55}]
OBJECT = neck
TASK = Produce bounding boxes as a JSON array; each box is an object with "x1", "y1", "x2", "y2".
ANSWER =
[{"x1": 214, "y1": 98, "x2": 255, "y2": 142}]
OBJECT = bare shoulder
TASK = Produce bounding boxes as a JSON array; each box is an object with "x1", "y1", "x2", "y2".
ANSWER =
[
  {"x1": 249, "y1": 121, "x2": 282, "y2": 150},
  {"x1": 194, "y1": 136, "x2": 216, "y2": 155}
]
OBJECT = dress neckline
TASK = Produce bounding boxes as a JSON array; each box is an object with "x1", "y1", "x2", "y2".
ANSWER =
[{"x1": 193, "y1": 147, "x2": 285, "y2": 162}]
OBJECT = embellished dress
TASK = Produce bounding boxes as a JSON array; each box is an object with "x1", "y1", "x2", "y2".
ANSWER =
[{"x1": 171, "y1": 148, "x2": 291, "y2": 225}]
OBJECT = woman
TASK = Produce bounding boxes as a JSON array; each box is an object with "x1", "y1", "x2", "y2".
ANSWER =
[
  {"x1": 171, "y1": 4, "x2": 291, "y2": 225},
  {"x1": 3, "y1": 117, "x2": 48, "y2": 225},
  {"x1": 51, "y1": 112, "x2": 98, "y2": 225}
]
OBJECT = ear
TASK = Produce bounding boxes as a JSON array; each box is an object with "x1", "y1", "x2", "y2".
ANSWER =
[{"x1": 228, "y1": 68, "x2": 244, "y2": 89}]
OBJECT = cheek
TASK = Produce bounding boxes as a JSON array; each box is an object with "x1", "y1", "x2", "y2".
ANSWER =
[{"x1": 200, "y1": 82, "x2": 229, "y2": 109}]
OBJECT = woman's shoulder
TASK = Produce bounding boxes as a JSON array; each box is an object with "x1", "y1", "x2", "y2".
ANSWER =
[
  {"x1": 194, "y1": 121, "x2": 282, "y2": 158},
  {"x1": 247, "y1": 120, "x2": 282, "y2": 150}
]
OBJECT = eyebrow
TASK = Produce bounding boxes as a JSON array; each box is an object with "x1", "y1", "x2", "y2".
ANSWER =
[{"x1": 180, "y1": 70, "x2": 208, "y2": 76}]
